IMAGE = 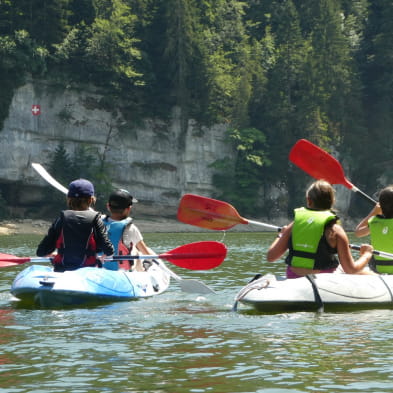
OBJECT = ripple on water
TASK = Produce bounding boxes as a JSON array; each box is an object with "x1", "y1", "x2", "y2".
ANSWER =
[{"x1": 1, "y1": 233, "x2": 393, "y2": 392}]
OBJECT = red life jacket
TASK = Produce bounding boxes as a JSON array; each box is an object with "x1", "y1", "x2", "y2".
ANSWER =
[{"x1": 52, "y1": 210, "x2": 100, "y2": 271}]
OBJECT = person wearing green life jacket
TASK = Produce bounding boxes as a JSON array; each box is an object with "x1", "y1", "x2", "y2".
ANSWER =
[
  {"x1": 267, "y1": 180, "x2": 374, "y2": 278},
  {"x1": 355, "y1": 185, "x2": 393, "y2": 274},
  {"x1": 102, "y1": 189, "x2": 155, "y2": 272}
]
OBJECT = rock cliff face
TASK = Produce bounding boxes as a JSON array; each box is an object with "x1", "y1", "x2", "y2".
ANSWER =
[{"x1": 0, "y1": 82, "x2": 233, "y2": 218}]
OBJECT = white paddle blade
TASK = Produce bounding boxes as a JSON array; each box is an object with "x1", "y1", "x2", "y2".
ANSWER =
[
  {"x1": 179, "y1": 279, "x2": 216, "y2": 294},
  {"x1": 32, "y1": 163, "x2": 68, "y2": 194}
]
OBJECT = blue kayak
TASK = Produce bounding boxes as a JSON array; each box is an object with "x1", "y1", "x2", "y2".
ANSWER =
[{"x1": 11, "y1": 262, "x2": 170, "y2": 307}]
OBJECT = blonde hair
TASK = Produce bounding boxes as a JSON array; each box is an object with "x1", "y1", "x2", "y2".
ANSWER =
[{"x1": 306, "y1": 180, "x2": 335, "y2": 210}]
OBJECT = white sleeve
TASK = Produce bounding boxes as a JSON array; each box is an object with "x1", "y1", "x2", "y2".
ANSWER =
[{"x1": 122, "y1": 223, "x2": 143, "y2": 248}]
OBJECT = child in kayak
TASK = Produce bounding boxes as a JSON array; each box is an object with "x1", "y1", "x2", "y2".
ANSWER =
[
  {"x1": 102, "y1": 189, "x2": 154, "y2": 271},
  {"x1": 267, "y1": 180, "x2": 374, "y2": 278},
  {"x1": 36, "y1": 179, "x2": 114, "y2": 272},
  {"x1": 355, "y1": 185, "x2": 393, "y2": 273}
]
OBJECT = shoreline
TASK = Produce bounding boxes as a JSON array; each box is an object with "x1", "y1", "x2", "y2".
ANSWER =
[
  {"x1": 0, "y1": 215, "x2": 361, "y2": 236},
  {"x1": 0, "y1": 217, "x2": 278, "y2": 236},
  {"x1": 0, "y1": 218, "x2": 202, "y2": 236}
]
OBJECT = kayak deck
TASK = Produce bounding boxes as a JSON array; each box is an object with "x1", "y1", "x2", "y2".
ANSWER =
[
  {"x1": 11, "y1": 263, "x2": 170, "y2": 308},
  {"x1": 235, "y1": 273, "x2": 393, "y2": 313}
]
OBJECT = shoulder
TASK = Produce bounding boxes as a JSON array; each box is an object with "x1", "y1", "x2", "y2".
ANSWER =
[
  {"x1": 125, "y1": 221, "x2": 139, "y2": 232},
  {"x1": 124, "y1": 217, "x2": 133, "y2": 226},
  {"x1": 88, "y1": 210, "x2": 101, "y2": 220},
  {"x1": 87, "y1": 210, "x2": 104, "y2": 225},
  {"x1": 331, "y1": 223, "x2": 348, "y2": 239},
  {"x1": 48, "y1": 215, "x2": 63, "y2": 231},
  {"x1": 65, "y1": 209, "x2": 98, "y2": 219},
  {"x1": 370, "y1": 215, "x2": 389, "y2": 222}
]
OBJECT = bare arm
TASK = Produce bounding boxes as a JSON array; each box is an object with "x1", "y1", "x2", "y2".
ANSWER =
[
  {"x1": 135, "y1": 239, "x2": 154, "y2": 255},
  {"x1": 266, "y1": 223, "x2": 293, "y2": 262},
  {"x1": 335, "y1": 224, "x2": 373, "y2": 273},
  {"x1": 354, "y1": 204, "x2": 381, "y2": 237}
]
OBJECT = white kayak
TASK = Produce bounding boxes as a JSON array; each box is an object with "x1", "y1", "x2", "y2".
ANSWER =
[
  {"x1": 234, "y1": 273, "x2": 393, "y2": 313},
  {"x1": 11, "y1": 261, "x2": 170, "y2": 308}
]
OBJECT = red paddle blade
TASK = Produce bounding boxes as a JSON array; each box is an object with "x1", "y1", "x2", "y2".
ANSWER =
[
  {"x1": 177, "y1": 194, "x2": 248, "y2": 230},
  {"x1": 0, "y1": 253, "x2": 32, "y2": 267},
  {"x1": 289, "y1": 139, "x2": 354, "y2": 190},
  {"x1": 160, "y1": 241, "x2": 227, "y2": 270}
]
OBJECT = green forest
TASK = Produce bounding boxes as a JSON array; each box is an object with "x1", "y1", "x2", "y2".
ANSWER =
[{"x1": 1, "y1": 0, "x2": 392, "y2": 217}]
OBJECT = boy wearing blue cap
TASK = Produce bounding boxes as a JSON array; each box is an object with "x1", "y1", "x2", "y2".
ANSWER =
[{"x1": 37, "y1": 179, "x2": 114, "y2": 272}]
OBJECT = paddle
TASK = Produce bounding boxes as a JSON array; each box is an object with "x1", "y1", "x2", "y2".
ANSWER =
[
  {"x1": 177, "y1": 193, "x2": 281, "y2": 231},
  {"x1": 350, "y1": 244, "x2": 393, "y2": 260},
  {"x1": 31, "y1": 163, "x2": 221, "y2": 294},
  {"x1": 152, "y1": 260, "x2": 215, "y2": 294},
  {"x1": 0, "y1": 241, "x2": 227, "y2": 270},
  {"x1": 32, "y1": 163, "x2": 68, "y2": 194},
  {"x1": 289, "y1": 139, "x2": 376, "y2": 204}
]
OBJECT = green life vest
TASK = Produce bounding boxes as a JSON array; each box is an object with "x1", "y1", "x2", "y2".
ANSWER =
[
  {"x1": 369, "y1": 215, "x2": 393, "y2": 274},
  {"x1": 287, "y1": 207, "x2": 338, "y2": 270}
]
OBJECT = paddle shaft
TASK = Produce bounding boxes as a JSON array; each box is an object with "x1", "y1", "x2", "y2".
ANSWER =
[
  {"x1": 0, "y1": 244, "x2": 226, "y2": 266},
  {"x1": 0, "y1": 255, "x2": 182, "y2": 264},
  {"x1": 350, "y1": 244, "x2": 393, "y2": 259},
  {"x1": 350, "y1": 186, "x2": 376, "y2": 205},
  {"x1": 246, "y1": 219, "x2": 280, "y2": 231}
]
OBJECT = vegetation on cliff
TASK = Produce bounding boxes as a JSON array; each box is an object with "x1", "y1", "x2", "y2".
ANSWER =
[{"x1": 0, "y1": 1, "x2": 392, "y2": 218}]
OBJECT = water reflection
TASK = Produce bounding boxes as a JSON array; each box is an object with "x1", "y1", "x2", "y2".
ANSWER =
[{"x1": 1, "y1": 233, "x2": 393, "y2": 392}]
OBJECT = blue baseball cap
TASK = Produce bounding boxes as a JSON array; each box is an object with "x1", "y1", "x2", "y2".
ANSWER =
[{"x1": 67, "y1": 179, "x2": 95, "y2": 198}]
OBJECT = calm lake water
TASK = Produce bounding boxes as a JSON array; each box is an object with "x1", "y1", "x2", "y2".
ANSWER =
[{"x1": 1, "y1": 231, "x2": 393, "y2": 393}]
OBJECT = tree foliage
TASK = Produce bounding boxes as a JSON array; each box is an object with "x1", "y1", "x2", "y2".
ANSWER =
[
  {"x1": 1, "y1": 0, "x2": 392, "y2": 216},
  {"x1": 46, "y1": 143, "x2": 112, "y2": 213},
  {"x1": 211, "y1": 127, "x2": 270, "y2": 214}
]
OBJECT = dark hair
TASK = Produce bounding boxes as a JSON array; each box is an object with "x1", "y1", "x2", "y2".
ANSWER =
[
  {"x1": 306, "y1": 180, "x2": 335, "y2": 210},
  {"x1": 379, "y1": 185, "x2": 393, "y2": 218},
  {"x1": 108, "y1": 189, "x2": 136, "y2": 209},
  {"x1": 67, "y1": 196, "x2": 94, "y2": 210},
  {"x1": 108, "y1": 206, "x2": 128, "y2": 215}
]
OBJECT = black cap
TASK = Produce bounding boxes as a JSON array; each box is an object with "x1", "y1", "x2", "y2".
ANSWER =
[{"x1": 108, "y1": 189, "x2": 138, "y2": 209}]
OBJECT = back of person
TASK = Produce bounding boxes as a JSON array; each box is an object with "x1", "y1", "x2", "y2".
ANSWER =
[
  {"x1": 36, "y1": 178, "x2": 114, "y2": 272},
  {"x1": 355, "y1": 185, "x2": 393, "y2": 274},
  {"x1": 268, "y1": 180, "x2": 374, "y2": 278},
  {"x1": 52, "y1": 210, "x2": 100, "y2": 271},
  {"x1": 285, "y1": 207, "x2": 339, "y2": 271},
  {"x1": 103, "y1": 189, "x2": 151, "y2": 272},
  {"x1": 368, "y1": 215, "x2": 393, "y2": 273},
  {"x1": 102, "y1": 216, "x2": 133, "y2": 271}
]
